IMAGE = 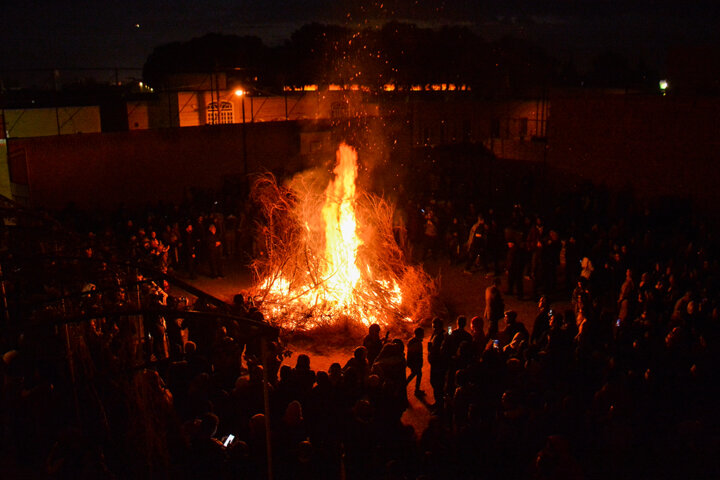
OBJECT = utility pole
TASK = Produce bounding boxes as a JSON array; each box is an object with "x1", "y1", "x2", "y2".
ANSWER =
[
  {"x1": 54, "y1": 69, "x2": 61, "y2": 135},
  {"x1": 215, "y1": 69, "x2": 221, "y2": 124},
  {"x1": 1, "y1": 78, "x2": 15, "y2": 201},
  {"x1": 242, "y1": 94, "x2": 248, "y2": 175}
]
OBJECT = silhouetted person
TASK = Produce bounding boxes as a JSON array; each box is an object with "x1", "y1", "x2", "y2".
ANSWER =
[
  {"x1": 618, "y1": 268, "x2": 636, "y2": 322},
  {"x1": 363, "y1": 324, "x2": 385, "y2": 365},
  {"x1": 343, "y1": 346, "x2": 370, "y2": 387},
  {"x1": 275, "y1": 400, "x2": 308, "y2": 478},
  {"x1": 228, "y1": 293, "x2": 249, "y2": 369},
  {"x1": 441, "y1": 316, "x2": 473, "y2": 397},
  {"x1": 572, "y1": 278, "x2": 590, "y2": 318},
  {"x1": 444, "y1": 315, "x2": 473, "y2": 358},
  {"x1": 428, "y1": 317, "x2": 447, "y2": 412},
  {"x1": 406, "y1": 327, "x2": 425, "y2": 397},
  {"x1": 289, "y1": 354, "x2": 316, "y2": 405},
  {"x1": 485, "y1": 277, "x2": 505, "y2": 339},
  {"x1": 206, "y1": 223, "x2": 223, "y2": 278},
  {"x1": 372, "y1": 339, "x2": 408, "y2": 419},
  {"x1": 189, "y1": 412, "x2": 227, "y2": 478},
  {"x1": 181, "y1": 222, "x2": 199, "y2": 279},
  {"x1": 464, "y1": 214, "x2": 487, "y2": 273},
  {"x1": 498, "y1": 310, "x2": 528, "y2": 348},
  {"x1": 531, "y1": 296, "x2": 552, "y2": 346},
  {"x1": 506, "y1": 240, "x2": 525, "y2": 299}
]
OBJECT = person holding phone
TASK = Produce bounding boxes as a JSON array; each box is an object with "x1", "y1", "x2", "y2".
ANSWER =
[
  {"x1": 531, "y1": 296, "x2": 552, "y2": 346},
  {"x1": 444, "y1": 315, "x2": 473, "y2": 360},
  {"x1": 443, "y1": 316, "x2": 473, "y2": 395},
  {"x1": 188, "y1": 413, "x2": 227, "y2": 478},
  {"x1": 498, "y1": 310, "x2": 528, "y2": 349}
]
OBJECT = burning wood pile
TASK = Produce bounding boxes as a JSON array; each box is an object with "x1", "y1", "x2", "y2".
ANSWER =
[{"x1": 250, "y1": 143, "x2": 436, "y2": 331}]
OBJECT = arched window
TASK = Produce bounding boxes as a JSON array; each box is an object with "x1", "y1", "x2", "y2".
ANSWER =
[
  {"x1": 331, "y1": 102, "x2": 348, "y2": 119},
  {"x1": 206, "y1": 101, "x2": 234, "y2": 124}
]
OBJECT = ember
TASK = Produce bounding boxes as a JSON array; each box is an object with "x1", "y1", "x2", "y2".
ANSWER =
[{"x1": 250, "y1": 143, "x2": 436, "y2": 331}]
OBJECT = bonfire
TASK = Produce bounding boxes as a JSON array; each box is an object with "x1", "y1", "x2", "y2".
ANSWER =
[{"x1": 250, "y1": 143, "x2": 436, "y2": 331}]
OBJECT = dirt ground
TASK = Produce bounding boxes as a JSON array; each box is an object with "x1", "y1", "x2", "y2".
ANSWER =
[{"x1": 182, "y1": 256, "x2": 571, "y2": 434}]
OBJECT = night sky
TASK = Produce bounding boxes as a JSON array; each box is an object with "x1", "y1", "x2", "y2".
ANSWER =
[{"x1": 1, "y1": 0, "x2": 718, "y2": 76}]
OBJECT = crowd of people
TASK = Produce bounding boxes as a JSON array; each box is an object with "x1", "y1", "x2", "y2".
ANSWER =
[{"x1": 1, "y1": 180, "x2": 720, "y2": 479}]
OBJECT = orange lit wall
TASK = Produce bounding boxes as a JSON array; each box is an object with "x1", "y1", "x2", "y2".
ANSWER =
[{"x1": 166, "y1": 90, "x2": 381, "y2": 127}]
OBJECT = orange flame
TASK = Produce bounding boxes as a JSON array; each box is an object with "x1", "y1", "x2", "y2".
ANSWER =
[{"x1": 321, "y1": 143, "x2": 363, "y2": 303}]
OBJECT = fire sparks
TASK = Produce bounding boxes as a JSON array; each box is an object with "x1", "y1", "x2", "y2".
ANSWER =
[
  {"x1": 282, "y1": 83, "x2": 468, "y2": 92},
  {"x1": 251, "y1": 143, "x2": 434, "y2": 331}
]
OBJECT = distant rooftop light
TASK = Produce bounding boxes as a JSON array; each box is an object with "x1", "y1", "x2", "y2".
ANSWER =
[{"x1": 659, "y1": 79, "x2": 668, "y2": 91}]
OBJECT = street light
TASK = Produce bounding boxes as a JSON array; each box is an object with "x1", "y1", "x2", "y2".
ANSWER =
[
  {"x1": 235, "y1": 88, "x2": 247, "y2": 124},
  {"x1": 235, "y1": 88, "x2": 248, "y2": 176}
]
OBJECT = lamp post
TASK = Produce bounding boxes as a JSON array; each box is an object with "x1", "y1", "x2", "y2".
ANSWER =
[
  {"x1": 234, "y1": 88, "x2": 246, "y2": 121},
  {"x1": 235, "y1": 89, "x2": 248, "y2": 176}
]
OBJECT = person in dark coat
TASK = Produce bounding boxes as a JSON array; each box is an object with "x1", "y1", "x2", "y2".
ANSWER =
[
  {"x1": 506, "y1": 239, "x2": 525, "y2": 300},
  {"x1": 444, "y1": 315, "x2": 473, "y2": 359},
  {"x1": 181, "y1": 223, "x2": 200, "y2": 279},
  {"x1": 531, "y1": 296, "x2": 552, "y2": 346},
  {"x1": 405, "y1": 327, "x2": 425, "y2": 397},
  {"x1": 205, "y1": 223, "x2": 224, "y2": 278},
  {"x1": 498, "y1": 310, "x2": 528, "y2": 348},
  {"x1": 363, "y1": 324, "x2": 385, "y2": 365},
  {"x1": 485, "y1": 277, "x2": 505, "y2": 340}
]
